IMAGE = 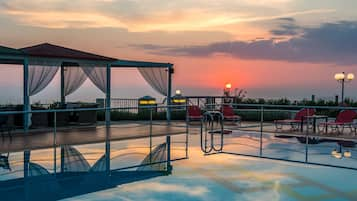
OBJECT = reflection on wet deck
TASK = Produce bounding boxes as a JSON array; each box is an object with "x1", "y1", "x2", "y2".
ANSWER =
[
  {"x1": 235, "y1": 122, "x2": 357, "y2": 142},
  {"x1": 0, "y1": 122, "x2": 187, "y2": 152},
  {"x1": 0, "y1": 126, "x2": 188, "y2": 201}
]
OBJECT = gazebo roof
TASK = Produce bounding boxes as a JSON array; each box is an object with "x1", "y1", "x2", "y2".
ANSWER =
[
  {"x1": 20, "y1": 43, "x2": 117, "y2": 62},
  {"x1": 0, "y1": 45, "x2": 25, "y2": 64},
  {"x1": 111, "y1": 59, "x2": 173, "y2": 68},
  {"x1": 0, "y1": 45, "x2": 24, "y2": 56}
]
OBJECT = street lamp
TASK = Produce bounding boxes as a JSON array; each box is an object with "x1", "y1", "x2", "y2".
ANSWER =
[
  {"x1": 334, "y1": 72, "x2": 354, "y2": 103},
  {"x1": 175, "y1": 89, "x2": 181, "y2": 96},
  {"x1": 224, "y1": 83, "x2": 232, "y2": 96}
]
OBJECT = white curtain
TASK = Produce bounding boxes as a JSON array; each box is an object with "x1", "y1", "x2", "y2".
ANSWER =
[
  {"x1": 138, "y1": 67, "x2": 168, "y2": 96},
  {"x1": 82, "y1": 67, "x2": 107, "y2": 93},
  {"x1": 27, "y1": 65, "x2": 59, "y2": 127},
  {"x1": 29, "y1": 65, "x2": 59, "y2": 96},
  {"x1": 64, "y1": 67, "x2": 87, "y2": 96}
]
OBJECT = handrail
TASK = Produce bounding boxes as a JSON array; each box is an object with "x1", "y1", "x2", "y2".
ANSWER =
[
  {"x1": 0, "y1": 104, "x2": 188, "y2": 115},
  {"x1": 205, "y1": 103, "x2": 357, "y2": 110},
  {"x1": 200, "y1": 111, "x2": 224, "y2": 154}
]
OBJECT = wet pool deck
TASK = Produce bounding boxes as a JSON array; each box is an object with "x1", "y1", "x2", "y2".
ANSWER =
[
  {"x1": 0, "y1": 121, "x2": 187, "y2": 153},
  {"x1": 236, "y1": 122, "x2": 357, "y2": 142},
  {"x1": 1, "y1": 121, "x2": 357, "y2": 153}
]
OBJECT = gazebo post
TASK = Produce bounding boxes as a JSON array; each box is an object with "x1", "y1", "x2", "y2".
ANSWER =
[
  {"x1": 60, "y1": 63, "x2": 65, "y2": 173},
  {"x1": 23, "y1": 58, "x2": 30, "y2": 179},
  {"x1": 105, "y1": 64, "x2": 111, "y2": 174},
  {"x1": 23, "y1": 58, "x2": 30, "y2": 131},
  {"x1": 166, "y1": 65, "x2": 173, "y2": 124},
  {"x1": 166, "y1": 65, "x2": 173, "y2": 173},
  {"x1": 60, "y1": 64, "x2": 65, "y2": 105},
  {"x1": 105, "y1": 64, "x2": 111, "y2": 126}
]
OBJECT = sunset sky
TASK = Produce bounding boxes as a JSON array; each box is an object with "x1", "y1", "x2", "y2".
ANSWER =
[{"x1": 1, "y1": 0, "x2": 357, "y2": 103}]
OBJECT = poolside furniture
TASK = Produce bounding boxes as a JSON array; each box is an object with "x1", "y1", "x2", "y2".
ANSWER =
[
  {"x1": 274, "y1": 108, "x2": 316, "y2": 131},
  {"x1": 0, "y1": 115, "x2": 13, "y2": 139},
  {"x1": 187, "y1": 105, "x2": 202, "y2": 121},
  {"x1": 318, "y1": 110, "x2": 357, "y2": 134},
  {"x1": 0, "y1": 153, "x2": 10, "y2": 170},
  {"x1": 220, "y1": 105, "x2": 241, "y2": 124},
  {"x1": 305, "y1": 115, "x2": 328, "y2": 133}
]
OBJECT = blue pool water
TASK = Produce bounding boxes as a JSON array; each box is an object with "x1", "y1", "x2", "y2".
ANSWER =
[{"x1": 1, "y1": 130, "x2": 357, "y2": 201}]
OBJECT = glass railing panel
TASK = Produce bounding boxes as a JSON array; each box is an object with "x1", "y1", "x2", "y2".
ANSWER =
[
  {"x1": 28, "y1": 147, "x2": 56, "y2": 175},
  {"x1": 223, "y1": 130, "x2": 261, "y2": 156},
  {"x1": 110, "y1": 138, "x2": 150, "y2": 170},
  {"x1": 308, "y1": 140, "x2": 357, "y2": 169},
  {"x1": 262, "y1": 132, "x2": 306, "y2": 162},
  {"x1": 0, "y1": 151, "x2": 24, "y2": 181},
  {"x1": 170, "y1": 134, "x2": 188, "y2": 160}
]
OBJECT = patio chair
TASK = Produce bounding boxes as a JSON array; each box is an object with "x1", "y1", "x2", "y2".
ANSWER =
[
  {"x1": 221, "y1": 105, "x2": 241, "y2": 124},
  {"x1": 187, "y1": 105, "x2": 203, "y2": 121},
  {"x1": 275, "y1": 108, "x2": 316, "y2": 131},
  {"x1": 318, "y1": 110, "x2": 357, "y2": 134}
]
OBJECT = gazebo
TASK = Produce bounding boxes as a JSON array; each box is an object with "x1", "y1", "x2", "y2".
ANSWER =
[{"x1": 0, "y1": 43, "x2": 174, "y2": 129}]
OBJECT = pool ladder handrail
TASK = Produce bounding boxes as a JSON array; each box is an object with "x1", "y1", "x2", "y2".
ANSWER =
[{"x1": 200, "y1": 111, "x2": 224, "y2": 154}]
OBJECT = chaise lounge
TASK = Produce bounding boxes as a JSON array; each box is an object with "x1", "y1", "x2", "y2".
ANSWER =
[
  {"x1": 275, "y1": 108, "x2": 316, "y2": 131},
  {"x1": 318, "y1": 110, "x2": 357, "y2": 134}
]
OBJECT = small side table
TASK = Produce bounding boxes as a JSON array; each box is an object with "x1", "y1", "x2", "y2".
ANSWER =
[{"x1": 305, "y1": 115, "x2": 328, "y2": 133}]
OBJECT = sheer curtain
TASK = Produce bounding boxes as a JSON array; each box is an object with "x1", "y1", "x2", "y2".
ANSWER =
[
  {"x1": 28, "y1": 65, "x2": 59, "y2": 126},
  {"x1": 137, "y1": 67, "x2": 168, "y2": 96},
  {"x1": 82, "y1": 67, "x2": 107, "y2": 93},
  {"x1": 29, "y1": 65, "x2": 59, "y2": 96},
  {"x1": 64, "y1": 67, "x2": 87, "y2": 96}
]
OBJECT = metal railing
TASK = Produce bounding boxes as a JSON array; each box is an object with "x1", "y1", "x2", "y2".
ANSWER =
[
  {"x1": 203, "y1": 103, "x2": 357, "y2": 170},
  {"x1": 0, "y1": 105, "x2": 189, "y2": 186}
]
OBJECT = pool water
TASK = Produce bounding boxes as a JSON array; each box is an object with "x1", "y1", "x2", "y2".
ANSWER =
[
  {"x1": 1, "y1": 130, "x2": 357, "y2": 201},
  {"x1": 62, "y1": 132, "x2": 357, "y2": 201}
]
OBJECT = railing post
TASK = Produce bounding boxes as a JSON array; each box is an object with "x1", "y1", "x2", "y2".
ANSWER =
[
  {"x1": 53, "y1": 111, "x2": 57, "y2": 175},
  {"x1": 260, "y1": 105, "x2": 264, "y2": 157},
  {"x1": 149, "y1": 107, "x2": 153, "y2": 164},
  {"x1": 105, "y1": 108, "x2": 111, "y2": 175},
  {"x1": 185, "y1": 103, "x2": 189, "y2": 158},
  {"x1": 305, "y1": 116, "x2": 309, "y2": 163}
]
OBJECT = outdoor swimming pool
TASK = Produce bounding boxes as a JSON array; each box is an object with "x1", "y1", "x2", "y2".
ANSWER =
[{"x1": 1, "y1": 127, "x2": 357, "y2": 201}]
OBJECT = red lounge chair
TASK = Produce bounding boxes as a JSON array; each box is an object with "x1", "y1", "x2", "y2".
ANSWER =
[
  {"x1": 187, "y1": 105, "x2": 202, "y2": 121},
  {"x1": 221, "y1": 105, "x2": 241, "y2": 123},
  {"x1": 275, "y1": 108, "x2": 316, "y2": 130},
  {"x1": 318, "y1": 110, "x2": 357, "y2": 134}
]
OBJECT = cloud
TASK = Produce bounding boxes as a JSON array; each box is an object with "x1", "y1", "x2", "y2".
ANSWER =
[
  {"x1": 270, "y1": 18, "x2": 302, "y2": 36},
  {"x1": 3, "y1": 10, "x2": 126, "y2": 29},
  {"x1": 0, "y1": 0, "x2": 335, "y2": 32},
  {"x1": 134, "y1": 21, "x2": 357, "y2": 65}
]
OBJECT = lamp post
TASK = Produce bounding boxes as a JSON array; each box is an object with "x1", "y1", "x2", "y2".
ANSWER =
[
  {"x1": 334, "y1": 72, "x2": 354, "y2": 104},
  {"x1": 175, "y1": 89, "x2": 181, "y2": 96},
  {"x1": 224, "y1": 83, "x2": 232, "y2": 97}
]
